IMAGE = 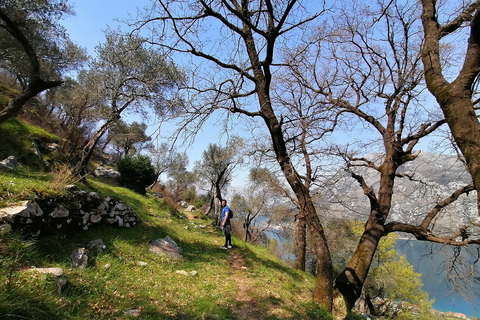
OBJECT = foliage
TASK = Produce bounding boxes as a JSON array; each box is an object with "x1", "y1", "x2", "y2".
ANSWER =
[
  {"x1": 106, "y1": 120, "x2": 151, "y2": 161},
  {"x1": 116, "y1": 154, "x2": 156, "y2": 195},
  {"x1": 0, "y1": 0, "x2": 87, "y2": 125},
  {"x1": 72, "y1": 30, "x2": 184, "y2": 176},
  {"x1": 0, "y1": 0, "x2": 84, "y2": 80}
]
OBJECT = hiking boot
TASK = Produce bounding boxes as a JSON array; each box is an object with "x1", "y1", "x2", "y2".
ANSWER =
[
  {"x1": 221, "y1": 245, "x2": 228, "y2": 249},
  {"x1": 227, "y1": 245, "x2": 232, "y2": 249}
]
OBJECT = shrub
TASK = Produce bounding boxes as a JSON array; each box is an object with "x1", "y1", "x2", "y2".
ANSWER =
[{"x1": 116, "y1": 154, "x2": 156, "y2": 195}]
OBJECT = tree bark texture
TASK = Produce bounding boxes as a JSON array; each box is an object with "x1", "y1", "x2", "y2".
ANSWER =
[
  {"x1": 421, "y1": 0, "x2": 480, "y2": 214},
  {"x1": 294, "y1": 213, "x2": 307, "y2": 271},
  {"x1": 335, "y1": 143, "x2": 399, "y2": 310}
]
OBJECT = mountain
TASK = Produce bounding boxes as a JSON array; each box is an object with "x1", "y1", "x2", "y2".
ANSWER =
[{"x1": 319, "y1": 151, "x2": 478, "y2": 236}]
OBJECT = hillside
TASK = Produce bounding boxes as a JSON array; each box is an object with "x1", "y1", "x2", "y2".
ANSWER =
[
  {"x1": 0, "y1": 177, "x2": 328, "y2": 320},
  {"x1": 1, "y1": 119, "x2": 478, "y2": 320},
  {"x1": 0, "y1": 118, "x2": 327, "y2": 319}
]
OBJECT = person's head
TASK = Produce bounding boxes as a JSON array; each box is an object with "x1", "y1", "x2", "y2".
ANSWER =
[{"x1": 221, "y1": 199, "x2": 227, "y2": 207}]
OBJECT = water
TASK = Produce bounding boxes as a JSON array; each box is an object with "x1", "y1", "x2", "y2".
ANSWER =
[
  {"x1": 395, "y1": 239, "x2": 480, "y2": 317},
  {"x1": 266, "y1": 229, "x2": 480, "y2": 317}
]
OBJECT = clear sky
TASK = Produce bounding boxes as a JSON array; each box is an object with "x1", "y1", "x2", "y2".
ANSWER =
[{"x1": 62, "y1": 0, "x2": 149, "y2": 56}]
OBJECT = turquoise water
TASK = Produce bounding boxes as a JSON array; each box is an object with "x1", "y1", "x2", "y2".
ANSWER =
[{"x1": 395, "y1": 239, "x2": 480, "y2": 318}]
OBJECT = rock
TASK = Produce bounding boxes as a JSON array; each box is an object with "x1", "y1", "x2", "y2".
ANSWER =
[
  {"x1": 149, "y1": 236, "x2": 183, "y2": 260},
  {"x1": 28, "y1": 267, "x2": 63, "y2": 277},
  {"x1": 56, "y1": 277, "x2": 68, "y2": 295},
  {"x1": 0, "y1": 190, "x2": 139, "y2": 237},
  {"x1": 71, "y1": 248, "x2": 89, "y2": 269},
  {"x1": 137, "y1": 261, "x2": 148, "y2": 266},
  {"x1": 94, "y1": 167, "x2": 121, "y2": 179},
  {"x1": 127, "y1": 308, "x2": 141, "y2": 317},
  {"x1": 87, "y1": 239, "x2": 105, "y2": 252},
  {"x1": 49, "y1": 205, "x2": 69, "y2": 218},
  {"x1": 0, "y1": 156, "x2": 19, "y2": 170},
  {"x1": 186, "y1": 205, "x2": 196, "y2": 212},
  {"x1": 90, "y1": 214, "x2": 102, "y2": 223},
  {"x1": 176, "y1": 270, "x2": 189, "y2": 276},
  {"x1": 0, "y1": 201, "x2": 29, "y2": 221}
]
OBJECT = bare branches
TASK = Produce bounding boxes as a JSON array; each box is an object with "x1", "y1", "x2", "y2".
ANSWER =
[
  {"x1": 439, "y1": 1, "x2": 480, "y2": 38},
  {"x1": 385, "y1": 183, "x2": 478, "y2": 245}
]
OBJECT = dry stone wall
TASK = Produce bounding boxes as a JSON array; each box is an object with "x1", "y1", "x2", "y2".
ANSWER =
[{"x1": 0, "y1": 186, "x2": 138, "y2": 237}]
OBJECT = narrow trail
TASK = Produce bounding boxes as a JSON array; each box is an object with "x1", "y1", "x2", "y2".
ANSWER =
[{"x1": 228, "y1": 249, "x2": 262, "y2": 320}]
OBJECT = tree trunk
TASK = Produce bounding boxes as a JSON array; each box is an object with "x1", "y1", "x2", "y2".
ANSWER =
[
  {"x1": 239, "y1": 12, "x2": 333, "y2": 311},
  {"x1": 335, "y1": 153, "x2": 397, "y2": 311},
  {"x1": 74, "y1": 115, "x2": 120, "y2": 177},
  {"x1": 214, "y1": 183, "x2": 223, "y2": 226},
  {"x1": 0, "y1": 78, "x2": 62, "y2": 126},
  {"x1": 294, "y1": 213, "x2": 307, "y2": 271},
  {"x1": 421, "y1": 2, "x2": 480, "y2": 214}
]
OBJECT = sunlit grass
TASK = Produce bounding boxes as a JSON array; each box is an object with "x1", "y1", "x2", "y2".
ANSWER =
[{"x1": 0, "y1": 173, "x2": 331, "y2": 319}]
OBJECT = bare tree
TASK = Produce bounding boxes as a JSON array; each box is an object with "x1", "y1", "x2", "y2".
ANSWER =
[
  {"x1": 132, "y1": 0, "x2": 334, "y2": 309},
  {"x1": 288, "y1": 0, "x2": 480, "y2": 313},
  {"x1": 420, "y1": 0, "x2": 480, "y2": 214}
]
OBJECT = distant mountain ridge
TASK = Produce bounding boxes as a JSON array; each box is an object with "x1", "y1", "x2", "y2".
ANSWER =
[{"x1": 320, "y1": 151, "x2": 478, "y2": 236}]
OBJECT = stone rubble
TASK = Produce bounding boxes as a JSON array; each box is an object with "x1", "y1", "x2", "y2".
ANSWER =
[{"x1": 0, "y1": 187, "x2": 139, "y2": 237}]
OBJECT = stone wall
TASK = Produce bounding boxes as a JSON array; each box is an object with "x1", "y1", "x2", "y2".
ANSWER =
[{"x1": 0, "y1": 186, "x2": 138, "y2": 237}]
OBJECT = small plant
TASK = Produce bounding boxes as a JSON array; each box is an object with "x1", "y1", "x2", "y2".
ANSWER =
[{"x1": 46, "y1": 163, "x2": 80, "y2": 193}]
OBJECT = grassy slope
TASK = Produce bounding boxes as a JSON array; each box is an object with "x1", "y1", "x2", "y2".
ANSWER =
[
  {"x1": 1, "y1": 119, "x2": 469, "y2": 320},
  {"x1": 0, "y1": 177, "x2": 328, "y2": 320},
  {"x1": 0, "y1": 119, "x2": 325, "y2": 319}
]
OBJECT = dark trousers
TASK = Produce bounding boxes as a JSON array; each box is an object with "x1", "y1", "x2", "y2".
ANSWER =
[{"x1": 223, "y1": 223, "x2": 232, "y2": 246}]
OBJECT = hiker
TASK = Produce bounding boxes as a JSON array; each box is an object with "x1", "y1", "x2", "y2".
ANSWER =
[{"x1": 221, "y1": 199, "x2": 232, "y2": 249}]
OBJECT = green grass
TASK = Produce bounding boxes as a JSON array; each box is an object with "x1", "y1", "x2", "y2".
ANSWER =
[
  {"x1": 0, "y1": 118, "x2": 61, "y2": 166},
  {"x1": 0, "y1": 173, "x2": 327, "y2": 319}
]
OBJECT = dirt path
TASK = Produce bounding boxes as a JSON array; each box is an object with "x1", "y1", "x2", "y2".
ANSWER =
[{"x1": 228, "y1": 250, "x2": 264, "y2": 320}]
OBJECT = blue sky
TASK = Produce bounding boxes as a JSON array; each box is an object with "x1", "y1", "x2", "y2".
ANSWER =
[{"x1": 62, "y1": 0, "x2": 148, "y2": 56}]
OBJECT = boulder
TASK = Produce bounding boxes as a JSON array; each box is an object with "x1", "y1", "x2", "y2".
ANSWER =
[{"x1": 149, "y1": 236, "x2": 183, "y2": 260}]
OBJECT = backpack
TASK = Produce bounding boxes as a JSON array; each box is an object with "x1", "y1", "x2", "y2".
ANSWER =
[{"x1": 228, "y1": 209, "x2": 233, "y2": 219}]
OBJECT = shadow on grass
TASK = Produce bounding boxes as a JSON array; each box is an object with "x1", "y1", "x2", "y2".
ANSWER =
[
  {"x1": 0, "y1": 280, "x2": 67, "y2": 320},
  {"x1": 239, "y1": 244, "x2": 305, "y2": 282}
]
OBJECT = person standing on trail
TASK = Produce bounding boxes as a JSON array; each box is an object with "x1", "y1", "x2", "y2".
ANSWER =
[{"x1": 221, "y1": 199, "x2": 232, "y2": 249}]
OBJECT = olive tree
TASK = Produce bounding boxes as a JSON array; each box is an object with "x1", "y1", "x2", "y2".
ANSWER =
[
  {"x1": 193, "y1": 138, "x2": 243, "y2": 225},
  {"x1": 74, "y1": 31, "x2": 184, "y2": 177},
  {"x1": 0, "y1": 0, "x2": 86, "y2": 125}
]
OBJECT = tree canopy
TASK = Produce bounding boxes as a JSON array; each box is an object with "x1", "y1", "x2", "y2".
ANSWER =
[{"x1": 0, "y1": 0, "x2": 86, "y2": 125}]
